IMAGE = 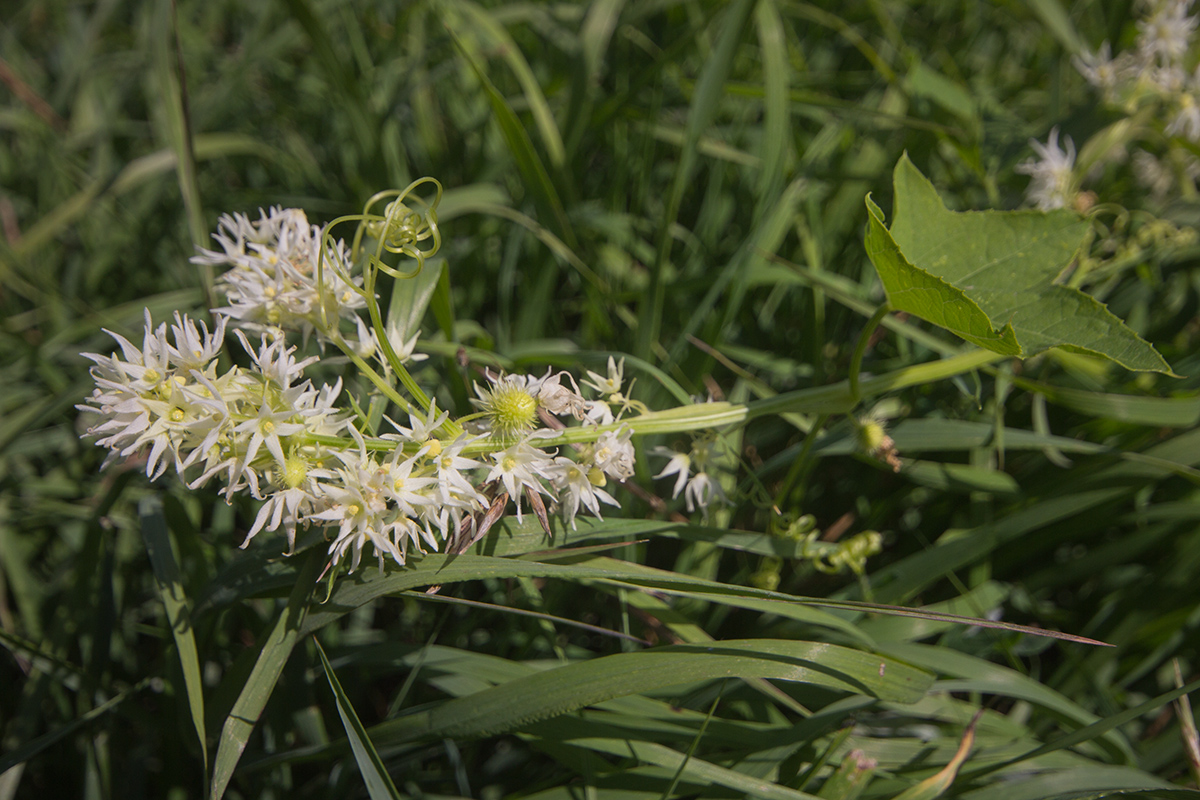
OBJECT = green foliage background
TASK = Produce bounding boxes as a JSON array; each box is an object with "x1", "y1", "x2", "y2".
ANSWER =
[{"x1": 3, "y1": 0, "x2": 1200, "y2": 798}]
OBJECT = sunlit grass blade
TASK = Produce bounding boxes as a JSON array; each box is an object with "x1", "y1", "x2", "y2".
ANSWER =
[
  {"x1": 448, "y1": 0, "x2": 566, "y2": 169},
  {"x1": 314, "y1": 640, "x2": 403, "y2": 800},
  {"x1": 151, "y1": 0, "x2": 206, "y2": 294},
  {"x1": 891, "y1": 710, "x2": 980, "y2": 800}
]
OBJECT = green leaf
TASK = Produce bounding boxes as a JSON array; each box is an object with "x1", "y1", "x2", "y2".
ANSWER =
[
  {"x1": 314, "y1": 641, "x2": 402, "y2": 800},
  {"x1": 865, "y1": 154, "x2": 1173, "y2": 374},
  {"x1": 864, "y1": 195, "x2": 1019, "y2": 355},
  {"x1": 891, "y1": 711, "x2": 980, "y2": 800},
  {"x1": 210, "y1": 550, "x2": 322, "y2": 800},
  {"x1": 385, "y1": 257, "x2": 443, "y2": 351},
  {"x1": 139, "y1": 498, "x2": 207, "y2": 771},
  {"x1": 370, "y1": 639, "x2": 933, "y2": 744}
]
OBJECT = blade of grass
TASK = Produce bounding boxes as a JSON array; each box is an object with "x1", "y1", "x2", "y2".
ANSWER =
[
  {"x1": 139, "y1": 497, "x2": 207, "y2": 773},
  {"x1": 370, "y1": 639, "x2": 934, "y2": 745},
  {"x1": 635, "y1": 0, "x2": 755, "y2": 362},
  {"x1": 0, "y1": 679, "x2": 150, "y2": 775},
  {"x1": 314, "y1": 640, "x2": 403, "y2": 800},
  {"x1": 450, "y1": 0, "x2": 566, "y2": 169},
  {"x1": 210, "y1": 549, "x2": 323, "y2": 800},
  {"x1": 445, "y1": 24, "x2": 576, "y2": 250}
]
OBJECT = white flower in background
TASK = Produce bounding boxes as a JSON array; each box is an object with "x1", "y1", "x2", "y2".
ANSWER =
[
  {"x1": 1073, "y1": 43, "x2": 1130, "y2": 98},
  {"x1": 1016, "y1": 127, "x2": 1077, "y2": 210},
  {"x1": 682, "y1": 471, "x2": 727, "y2": 515},
  {"x1": 652, "y1": 446, "x2": 691, "y2": 498},
  {"x1": 583, "y1": 357, "x2": 625, "y2": 396},
  {"x1": 1167, "y1": 91, "x2": 1200, "y2": 140},
  {"x1": 1133, "y1": 149, "x2": 1176, "y2": 201},
  {"x1": 651, "y1": 436, "x2": 729, "y2": 516},
  {"x1": 1137, "y1": 0, "x2": 1198, "y2": 65}
]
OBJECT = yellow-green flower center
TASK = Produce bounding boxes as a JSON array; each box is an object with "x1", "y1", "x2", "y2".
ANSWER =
[
  {"x1": 283, "y1": 456, "x2": 308, "y2": 489},
  {"x1": 485, "y1": 384, "x2": 538, "y2": 438}
]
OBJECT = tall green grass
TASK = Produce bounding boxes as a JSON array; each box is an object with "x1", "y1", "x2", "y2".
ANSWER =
[{"x1": 2, "y1": 1, "x2": 1200, "y2": 798}]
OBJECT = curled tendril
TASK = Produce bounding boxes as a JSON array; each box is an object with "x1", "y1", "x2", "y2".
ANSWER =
[
  {"x1": 313, "y1": 178, "x2": 444, "y2": 329},
  {"x1": 801, "y1": 530, "x2": 883, "y2": 576},
  {"x1": 353, "y1": 177, "x2": 443, "y2": 280},
  {"x1": 310, "y1": 177, "x2": 446, "y2": 418}
]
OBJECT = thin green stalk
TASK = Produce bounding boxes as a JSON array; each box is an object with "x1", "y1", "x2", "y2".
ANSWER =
[
  {"x1": 848, "y1": 304, "x2": 890, "y2": 407},
  {"x1": 773, "y1": 413, "x2": 828, "y2": 509},
  {"x1": 306, "y1": 348, "x2": 1006, "y2": 456}
]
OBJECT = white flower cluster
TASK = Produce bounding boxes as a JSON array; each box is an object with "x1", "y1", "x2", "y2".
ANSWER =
[
  {"x1": 80, "y1": 205, "x2": 669, "y2": 572},
  {"x1": 1074, "y1": 1, "x2": 1199, "y2": 107},
  {"x1": 1020, "y1": 1, "x2": 1200, "y2": 210},
  {"x1": 80, "y1": 192, "x2": 748, "y2": 572},
  {"x1": 191, "y1": 207, "x2": 371, "y2": 348},
  {"x1": 1073, "y1": 0, "x2": 1200, "y2": 142},
  {"x1": 78, "y1": 320, "x2": 640, "y2": 569},
  {"x1": 469, "y1": 359, "x2": 638, "y2": 530}
]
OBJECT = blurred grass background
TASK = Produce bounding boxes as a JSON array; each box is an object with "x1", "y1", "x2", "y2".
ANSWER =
[{"x1": 4, "y1": 0, "x2": 1200, "y2": 798}]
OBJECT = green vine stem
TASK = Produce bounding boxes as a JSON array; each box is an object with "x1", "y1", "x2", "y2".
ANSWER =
[
  {"x1": 848, "y1": 304, "x2": 891, "y2": 408},
  {"x1": 310, "y1": 347, "x2": 1007, "y2": 456}
]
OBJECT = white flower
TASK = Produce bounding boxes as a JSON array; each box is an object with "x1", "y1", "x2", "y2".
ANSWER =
[
  {"x1": 1167, "y1": 92, "x2": 1200, "y2": 141},
  {"x1": 1073, "y1": 43, "x2": 1125, "y2": 95},
  {"x1": 583, "y1": 357, "x2": 625, "y2": 396},
  {"x1": 652, "y1": 447, "x2": 691, "y2": 498},
  {"x1": 1133, "y1": 149, "x2": 1175, "y2": 201},
  {"x1": 383, "y1": 449, "x2": 437, "y2": 520},
  {"x1": 486, "y1": 442, "x2": 556, "y2": 521},
  {"x1": 1016, "y1": 127, "x2": 1077, "y2": 210},
  {"x1": 549, "y1": 457, "x2": 618, "y2": 529},
  {"x1": 385, "y1": 401, "x2": 451, "y2": 445},
  {"x1": 537, "y1": 371, "x2": 586, "y2": 418},
  {"x1": 194, "y1": 207, "x2": 367, "y2": 341},
  {"x1": 581, "y1": 399, "x2": 615, "y2": 426},
  {"x1": 590, "y1": 427, "x2": 635, "y2": 481},
  {"x1": 384, "y1": 327, "x2": 428, "y2": 365},
  {"x1": 430, "y1": 436, "x2": 486, "y2": 509},
  {"x1": 683, "y1": 472, "x2": 727, "y2": 515},
  {"x1": 78, "y1": 310, "x2": 227, "y2": 479},
  {"x1": 245, "y1": 455, "x2": 336, "y2": 552},
  {"x1": 314, "y1": 466, "x2": 407, "y2": 572},
  {"x1": 472, "y1": 373, "x2": 543, "y2": 439},
  {"x1": 1137, "y1": 0, "x2": 1198, "y2": 65}
]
